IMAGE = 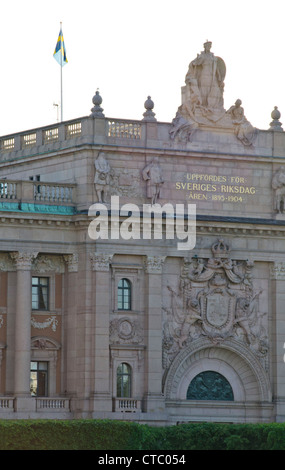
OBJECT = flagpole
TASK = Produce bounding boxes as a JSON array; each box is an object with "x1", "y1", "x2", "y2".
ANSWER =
[{"x1": 60, "y1": 21, "x2": 63, "y2": 122}]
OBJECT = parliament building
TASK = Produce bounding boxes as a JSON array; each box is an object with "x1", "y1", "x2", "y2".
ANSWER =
[{"x1": 0, "y1": 41, "x2": 285, "y2": 424}]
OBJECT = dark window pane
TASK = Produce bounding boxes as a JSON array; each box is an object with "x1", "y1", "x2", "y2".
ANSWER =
[
  {"x1": 118, "y1": 278, "x2": 131, "y2": 310},
  {"x1": 30, "y1": 361, "x2": 48, "y2": 397},
  {"x1": 117, "y1": 363, "x2": 131, "y2": 397},
  {"x1": 32, "y1": 277, "x2": 49, "y2": 310}
]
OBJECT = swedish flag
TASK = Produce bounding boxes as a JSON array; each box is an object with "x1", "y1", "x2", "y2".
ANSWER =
[{"x1": 53, "y1": 26, "x2": 68, "y2": 66}]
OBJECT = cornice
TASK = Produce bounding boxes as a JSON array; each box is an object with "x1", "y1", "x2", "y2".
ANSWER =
[{"x1": 0, "y1": 212, "x2": 285, "y2": 237}]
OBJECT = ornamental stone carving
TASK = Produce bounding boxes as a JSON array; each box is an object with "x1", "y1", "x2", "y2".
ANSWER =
[
  {"x1": 272, "y1": 167, "x2": 285, "y2": 213},
  {"x1": 110, "y1": 317, "x2": 143, "y2": 345},
  {"x1": 63, "y1": 253, "x2": 79, "y2": 272},
  {"x1": 31, "y1": 337, "x2": 60, "y2": 350},
  {"x1": 31, "y1": 315, "x2": 58, "y2": 332},
  {"x1": 33, "y1": 254, "x2": 65, "y2": 273},
  {"x1": 90, "y1": 252, "x2": 113, "y2": 271},
  {"x1": 142, "y1": 158, "x2": 164, "y2": 204},
  {"x1": 226, "y1": 99, "x2": 257, "y2": 147},
  {"x1": 270, "y1": 261, "x2": 285, "y2": 280},
  {"x1": 163, "y1": 239, "x2": 268, "y2": 370},
  {"x1": 110, "y1": 168, "x2": 143, "y2": 201},
  {"x1": 10, "y1": 251, "x2": 38, "y2": 269},
  {"x1": 94, "y1": 153, "x2": 111, "y2": 203},
  {"x1": 0, "y1": 253, "x2": 16, "y2": 271},
  {"x1": 170, "y1": 41, "x2": 257, "y2": 147},
  {"x1": 144, "y1": 255, "x2": 166, "y2": 274}
]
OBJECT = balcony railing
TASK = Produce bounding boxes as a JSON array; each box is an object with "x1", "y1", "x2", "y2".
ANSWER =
[
  {"x1": 0, "y1": 397, "x2": 14, "y2": 410},
  {"x1": 113, "y1": 397, "x2": 141, "y2": 412},
  {"x1": 0, "y1": 179, "x2": 76, "y2": 214},
  {"x1": 0, "y1": 181, "x2": 17, "y2": 199},
  {"x1": 0, "y1": 397, "x2": 70, "y2": 413},
  {"x1": 33, "y1": 183, "x2": 73, "y2": 204},
  {"x1": 36, "y1": 398, "x2": 70, "y2": 411}
]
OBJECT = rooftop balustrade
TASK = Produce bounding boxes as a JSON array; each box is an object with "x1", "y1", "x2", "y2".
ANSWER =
[{"x1": 0, "y1": 115, "x2": 156, "y2": 160}]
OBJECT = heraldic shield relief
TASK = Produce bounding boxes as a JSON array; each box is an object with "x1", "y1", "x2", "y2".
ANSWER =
[{"x1": 162, "y1": 239, "x2": 268, "y2": 370}]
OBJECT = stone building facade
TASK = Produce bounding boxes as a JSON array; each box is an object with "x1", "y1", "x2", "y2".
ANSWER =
[{"x1": 0, "y1": 42, "x2": 285, "y2": 423}]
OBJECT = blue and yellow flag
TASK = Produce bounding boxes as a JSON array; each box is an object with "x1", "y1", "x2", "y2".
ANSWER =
[{"x1": 53, "y1": 26, "x2": 68, "y2": 66}]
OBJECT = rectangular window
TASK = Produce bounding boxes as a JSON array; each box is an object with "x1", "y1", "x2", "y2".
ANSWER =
[
  {"x1": 32, "y1": 277, "x2": 49, "y2": 310},
  {"x1": 30, "y1": 361, "x2": 48, "y2": 396}
]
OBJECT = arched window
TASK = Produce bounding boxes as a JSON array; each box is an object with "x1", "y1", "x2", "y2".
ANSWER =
[
  {"x1": 118, "y1": 278, "x2": 131, "y2": 310},
  {"x1": 186, "y1": 371, "x2": 234, "y2": 401},
  {"x1": 117, "y1": 363, "x2": 132, "y2": 398}
]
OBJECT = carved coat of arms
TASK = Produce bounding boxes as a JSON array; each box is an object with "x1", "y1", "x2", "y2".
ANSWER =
[{"x1": 162, "y1": 239, "x2": 268, "y2": 369}]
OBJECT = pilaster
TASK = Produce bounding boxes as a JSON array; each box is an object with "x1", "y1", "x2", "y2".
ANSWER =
[
  {"x1": 143, "y1": 255, "x2": 166, "y2": 413},
  {"x1": 270, "y1": 261, "x2": 285, "y2": 421},
  {"x1": 90, "y1": 252, "x2": 113, "y2": 412}
]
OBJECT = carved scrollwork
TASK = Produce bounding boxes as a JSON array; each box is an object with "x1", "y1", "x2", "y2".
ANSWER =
[
  {"x1": 33, "y1": 254, "x2": 65, "y2": 273},
  {"x1": 162, "y1": 239, "x2": 268, "y2": 370},
  {"x1": 10, "y1": 251, "x2": 38, "y2": 269},
  {"x1": 110, "y1": 317, "x2": 143, "y2": 345},
  {"x1": 90, "y1": 252, "x2": 113, "y2": 271},
  {"x1": 144, "y1": 255, "x2": 165, "y2": 274}
]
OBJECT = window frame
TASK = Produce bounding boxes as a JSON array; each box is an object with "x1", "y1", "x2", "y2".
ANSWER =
[
  {"x1": 117, "y1": 278, "x2": 132, "y2": 311},
  {"x1": 116, "y1": 362, "x2": 132, "y2": 398},
  {"x1": 32, "y1": 276, "x2": 50, "y2": 311},
  {"x1": 30, "y1": 360, "x2": 49, "y2": 397}
]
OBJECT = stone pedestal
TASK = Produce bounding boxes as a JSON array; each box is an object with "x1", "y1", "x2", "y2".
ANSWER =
[{"x1": 14, "y1": 397, "x2": 36, "y2": 413}]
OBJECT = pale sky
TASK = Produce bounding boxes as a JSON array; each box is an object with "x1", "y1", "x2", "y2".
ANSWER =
[{"x1": 1, "y1": 0, "x2": 285, "y2": 136}]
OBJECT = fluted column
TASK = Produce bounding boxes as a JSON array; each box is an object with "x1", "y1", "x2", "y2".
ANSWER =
[{"x1": 10, "y1": 251, "x2": 38, "y2": 397}]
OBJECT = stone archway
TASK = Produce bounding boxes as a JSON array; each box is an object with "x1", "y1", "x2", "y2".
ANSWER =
[{"x1": 163, "y1": 337, "x2": 271, "y2": 403}]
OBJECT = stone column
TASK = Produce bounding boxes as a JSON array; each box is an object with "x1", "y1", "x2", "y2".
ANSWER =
[
  {"x1": 144, "y1": 255, "x2": 166, "y2": 414},
  {"x1": 63, "y1": 254, "x2": 79, "y2": 399},
  {"x1": 10, "y1": 252, "x2": 38, "y2": 400},
  {"x1": 271, "y1": 261, "x2": 285, "y2": 421},
  {"x1": 90, "y1": 252, "x2": 113, "y2": 413}
]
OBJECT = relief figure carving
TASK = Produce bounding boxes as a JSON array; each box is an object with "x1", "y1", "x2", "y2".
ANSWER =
[
  {"x1": 142, "y1": 157, "x2": 164, "y2": 204},
  {"x1": 94, "y1": 153, "x2": 111, "y2": 203},
  {"x1": 272, "y1": 167, "x2": 285, "y2": 213}
]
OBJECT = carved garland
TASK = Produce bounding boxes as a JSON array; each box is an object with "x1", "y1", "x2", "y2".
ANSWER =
[{"x1": 31, "y1": 316, "x2": 58, "y2": 332}]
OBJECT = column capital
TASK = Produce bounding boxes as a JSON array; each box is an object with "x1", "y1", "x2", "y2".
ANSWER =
[
  {"x1": 144, "y1": 255, "x2": 165, "y2": 274},
  {"x1": 63, "y1": 253, "x2": 79, "y2": 272},
  {"x1": 90, "y1": 252, "x2": 113, "y2": 272},
  {"x1": 10, "y1": 251, "x2": 38, "y2": 270},
  {"x1": 270, "y1": 261, "x2": 285, "y2": 280}
]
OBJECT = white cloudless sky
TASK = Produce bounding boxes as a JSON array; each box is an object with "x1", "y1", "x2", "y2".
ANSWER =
[{"x1": 1, "y1": 0, "x2": 285, "y2": 136}]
